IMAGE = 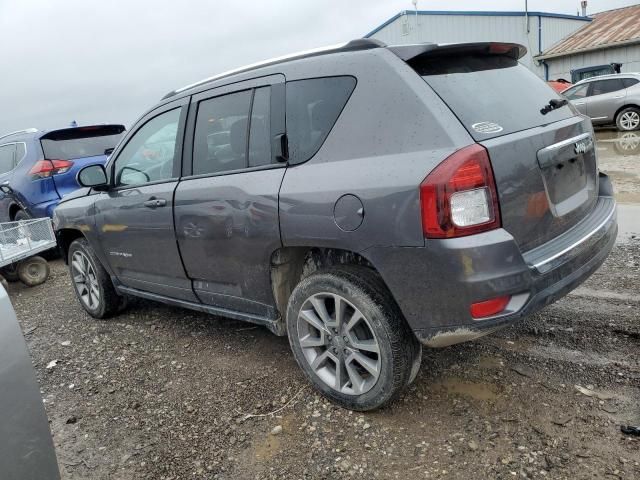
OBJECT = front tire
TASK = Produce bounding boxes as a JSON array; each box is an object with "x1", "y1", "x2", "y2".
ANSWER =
[
  {"x1": 68, "y1": 238, "x2": 125, "y2": 318},
  {"x1": 616, "y1": 107, "x2": 640, "y2": 131},
  {"x1": 286, "y1": 266, "x2": 421, "y2": 411}
]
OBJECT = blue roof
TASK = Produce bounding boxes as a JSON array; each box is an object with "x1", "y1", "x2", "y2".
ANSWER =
[{"x1": 364, "y1": 10, "x2": 592, "y2": 38}]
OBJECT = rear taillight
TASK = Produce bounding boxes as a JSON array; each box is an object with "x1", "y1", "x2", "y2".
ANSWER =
[
  {"x1": 29, "y1": 159, "x2": 73, "y2": 179},
  {"x1": 420, "y1": 144, "x2": 501, "y2": 238}
]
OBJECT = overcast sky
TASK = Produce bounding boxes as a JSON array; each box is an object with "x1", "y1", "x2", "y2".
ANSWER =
[{"x1": 0, "y1": 0, "x2": 637, "y2": 133}]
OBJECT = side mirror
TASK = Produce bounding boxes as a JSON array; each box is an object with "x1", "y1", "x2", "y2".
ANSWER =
[{"x1": 77, "y1": 164, "x2": 109, "y2": 190}]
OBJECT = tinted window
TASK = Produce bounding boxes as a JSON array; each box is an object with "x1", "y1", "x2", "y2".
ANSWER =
[
  {"x1": 249, "y1": 87, "x2": 271, "y2": 167},
  {"x1": 590, "y1": 79, "x2": 624, "y2": 96},
  {"x1": 286, "y1": 77, "x2": 356, "y2": 164},
  {"x1": 563, "y1": 84, "x2": 589, "y2": 100},
  {"x1": 15, "y1": 143, "x2": 26, "y2": 163},
  {"x1": 114, "y1": 109, "x2": 181, "y2": 187},
  {"x1": 623, "y1": 78, "x2": 640, "y2": 88},
  {"x1": 40, "y1": 125, "x2": 124, "y2": 160},
  {"x1": 193, "y1": 90, "x2": 252, "y2": 175},
  {"x1": 0, "y1": 144, "x2": 16, "y2": 174},
  {"x1": 416, "y1": 55, "x2": 574, "y2": 140}
]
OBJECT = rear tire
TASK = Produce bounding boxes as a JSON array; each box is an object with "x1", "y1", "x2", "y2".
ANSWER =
[
  {"x1": 286, "y1": 265, "x2": 420, "y2": 411},
  {"x1": 14, "y1": 209, "x2": 29, "y2": 221},
  {"x1": 68, "y1": 238, "x2": 125, "y2": 318},
  {"x1": 17, "y1": 256, "x2": 49, "y2": 287},
  {"x1": 616, "y1": 107, "x2": 640, "y2": 131}
]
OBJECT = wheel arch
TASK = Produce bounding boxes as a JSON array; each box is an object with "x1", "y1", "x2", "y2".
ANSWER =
[
  {"x1": 269, "y1": 246, "x2": 390, "y2": 319},
  {"x1": 8, "y1": 203, "x2": 21, "y2": 220},
  {"x1": 56, "y1": 228, "x2": 86, "y2": 263}
]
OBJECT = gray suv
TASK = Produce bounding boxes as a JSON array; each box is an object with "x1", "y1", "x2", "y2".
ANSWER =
[
  {"x1": 53, "y1": 40, "x2": 617, "y2": 410},
  {"x1": 562, "y1": 73, "x2": 640, "y2": 131}
]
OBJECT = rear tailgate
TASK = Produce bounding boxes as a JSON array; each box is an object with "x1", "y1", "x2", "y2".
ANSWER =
[
  {"x1": 396, "y1": 42, "x2": 598, "y2": 251},
  {"x1": 40, "y1": 125, "x2": 124, "y2": 197}
]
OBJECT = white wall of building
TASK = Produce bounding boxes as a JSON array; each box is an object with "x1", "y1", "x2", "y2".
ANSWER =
[
  {"x1": 368, "y1": 12, "x2": 588, "y2": 79},
  {"x1": 544, "y1": 44, "x2": 640, "y2": 80}
]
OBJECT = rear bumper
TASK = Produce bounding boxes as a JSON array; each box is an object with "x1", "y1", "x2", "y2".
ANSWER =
[
  {"x1": 28, "y1": 198, "x2": 60, "y2": 219},
  {"x1": 365, "y1": 193, "x2": 617, "y2": 347}
]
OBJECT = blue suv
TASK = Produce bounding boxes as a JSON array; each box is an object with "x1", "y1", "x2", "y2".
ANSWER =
[{"x1": 0, "y1": 125, "x2": 125, "y2": 221}]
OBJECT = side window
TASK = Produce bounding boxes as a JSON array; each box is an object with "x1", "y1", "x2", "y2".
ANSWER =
[
  {"x1": 286, "y1": 76, "x2": 356, "y2": 164},
  {"x1": 0, "y1": 144, "x2": 16, "y2": 174},
  {"x1": 15, "y1": 143, "x2": 26, "y2": 164},
  {"x1": 564, "y1": 84, "x2": 589, "y2": 100},
  {"x1": 249, "y1": 87, "x2": 271, "y2": 167},
  {"x1": 114, "y1": 108, "x2": 181, "y2": 187},
  {"x1": 623, "y1": 78, "x2": 640, "y2": 88},
  {"x1": 590, "y1": 79, "x2": 624, "y2": 96},
  {"x1": 193, "y1": 90, "x2": 252, "y2": 175}
]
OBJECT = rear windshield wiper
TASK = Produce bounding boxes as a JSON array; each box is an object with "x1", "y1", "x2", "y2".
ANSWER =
[{"x1": 540, "y1": 98, "x2": 568, "y2": 115}]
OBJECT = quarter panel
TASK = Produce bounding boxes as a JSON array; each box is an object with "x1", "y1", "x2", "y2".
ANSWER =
[{"x1": 279, "y1": 49, "x2": 472, "y2": 250}]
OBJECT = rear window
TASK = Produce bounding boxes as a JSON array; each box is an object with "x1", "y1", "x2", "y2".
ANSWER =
[
  {"x1": 40, "y1": 125, "x2": 125, "y2": 160},
  {"x1": 623, "y1": 78, "x2": 640, "y2": 88},
  {"x1": 286, "y1": 76, "x2": 356, "y2": 164},
  {"x1": 414, "y1": 55, "x2": 574, "y2": 140}
]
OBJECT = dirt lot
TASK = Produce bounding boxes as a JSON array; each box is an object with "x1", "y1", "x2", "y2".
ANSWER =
[{"x1": 8, "y1": 130, "x2": 640, "y2": 479}]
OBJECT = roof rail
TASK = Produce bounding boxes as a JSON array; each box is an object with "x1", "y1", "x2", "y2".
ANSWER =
[
  {"x1": 0, "y1": 128, "x2": 38, "y2": 141},
  {"x1": 161, "y1": 38, "x2": 385, "y2": 100}
]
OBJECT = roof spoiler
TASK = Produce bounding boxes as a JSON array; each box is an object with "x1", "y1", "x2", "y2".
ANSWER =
[
  {"x1": 40, "y1": 125, "x2": 125, "y2": 141},
  {"x1": 388, "y1": 42, "x2": 527, "y2": 62}
]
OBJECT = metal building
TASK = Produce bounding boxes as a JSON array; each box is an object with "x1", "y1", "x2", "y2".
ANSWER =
[
  {"x1": 365, "y1": 10, "x2": 591, "y2": 79},
  {"x1": 536, "y1": 5, "x2": 640, "y2": 81}
]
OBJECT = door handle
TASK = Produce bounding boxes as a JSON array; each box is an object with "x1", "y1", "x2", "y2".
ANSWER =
[
  {"x1": 574, "y1": 102, "x2": 586, "y2": 105},
  {"x1": 143, "y1": 197, "x2": 167, "y2": 208}
]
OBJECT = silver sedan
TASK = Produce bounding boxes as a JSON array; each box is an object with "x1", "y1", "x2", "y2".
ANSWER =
[{"x1": 562, "y1": 73, "x2": 640, "y2": 131}]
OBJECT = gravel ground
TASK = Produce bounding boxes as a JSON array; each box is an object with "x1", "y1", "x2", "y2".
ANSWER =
[{"x1": 7, "y1": 240, "x2": 639, "y2": 480}]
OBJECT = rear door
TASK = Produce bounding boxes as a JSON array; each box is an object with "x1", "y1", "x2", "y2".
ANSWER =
[
  {"x1": 413, "y1": 44, "x2": 598, "y2": 252},
  {"x1": 0, "y1": 144, "x2": 17, "y2": 221},
  {"x1": 95, "y1": 98, "x2": 196, "y2": 300},
  {"x1": 584, "y1": 78, "x2": 626, "y2": 123},
  {"x1": 174, "y1": 74, "x2": 286, "y2": 318}
]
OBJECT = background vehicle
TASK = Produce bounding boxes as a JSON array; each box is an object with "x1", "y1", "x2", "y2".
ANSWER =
[
  {"x1": 548, "y1": 78, "x2": 572, "y2": 93},
  {"x1": 562, "y1": 73, "x2": 640, "y2": 131},
  {"x1": 571, "y1": 63, "x2": 622, "y2": 83},
  {"x1": 0, "y1": 285, "x2": 60, "y2": 479},
  {"x1": 54, "y1": 40, "x2": 616, "y2": 411},
  {"x1": 0, "y1": 125, "x2": 125, "y2": 222}
]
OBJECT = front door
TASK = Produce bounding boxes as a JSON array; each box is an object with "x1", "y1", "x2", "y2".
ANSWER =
[
  {"x1": 174, "y1": 75, "x2": 286, "y2": 318},
  {"x1": 95, "y1": 100, "x2": 197, "y2": 301}
]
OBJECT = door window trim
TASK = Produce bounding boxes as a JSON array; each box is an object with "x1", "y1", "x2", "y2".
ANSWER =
[
  {"x1": 182, "y1": 74, "x2": 286, "y2": 179},
  {"x1": 106, "y1": 98, "x2": 190, "y2": 191}
]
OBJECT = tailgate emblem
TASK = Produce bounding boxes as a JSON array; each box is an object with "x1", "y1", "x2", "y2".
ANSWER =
[
  {"x1": 574, "y1": 137, "x2": 593, "y2": 155},
  {"x1": 471, "y1": 122, "x2": 503, "y2": 134}
]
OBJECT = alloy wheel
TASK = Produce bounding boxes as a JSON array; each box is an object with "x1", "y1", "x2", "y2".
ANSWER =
[
  {"x1": 71, "y1": 251, "x2": 100, "y2": 309},
  {"x1": 620, "y1": 111, "x2": 640, "y2": 130},
  {"x1": 297, "y1": 292, "x2": 381, "y2": 395}
]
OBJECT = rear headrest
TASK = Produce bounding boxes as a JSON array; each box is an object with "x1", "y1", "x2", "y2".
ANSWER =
[{"x1": 229, "y1": 118, "x2": 248, "y2": 155}]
